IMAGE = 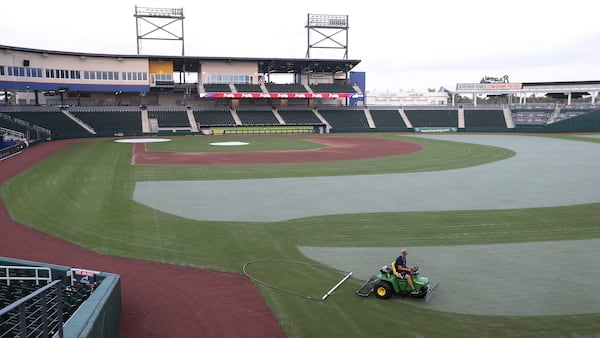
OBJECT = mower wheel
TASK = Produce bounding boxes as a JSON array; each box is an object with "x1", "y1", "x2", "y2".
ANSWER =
[{"x1": 373, "y1": 281, "x2": 393, "y2": 299}]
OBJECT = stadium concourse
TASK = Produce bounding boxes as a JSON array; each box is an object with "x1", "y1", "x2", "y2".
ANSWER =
[{"x1": 0, "y1": 140, "x2": 286, "y2": 338}]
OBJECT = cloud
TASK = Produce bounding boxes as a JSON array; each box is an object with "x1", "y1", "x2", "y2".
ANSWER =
[{"x1": 1, "y1": 0, "x2": 599, "y2": 91}]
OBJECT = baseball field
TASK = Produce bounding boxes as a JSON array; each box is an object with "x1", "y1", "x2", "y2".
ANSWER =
[{"x1": 1, "y1": 133, "x2": 599, "y2": 337}]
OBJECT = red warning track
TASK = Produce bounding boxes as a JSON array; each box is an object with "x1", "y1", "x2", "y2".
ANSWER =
[
  {"x1": 133, "y1": 137, "x2": 423, "y2": 165},
  {"x1": 0, "y1": 141, "x2": 285, "y2": 338}
]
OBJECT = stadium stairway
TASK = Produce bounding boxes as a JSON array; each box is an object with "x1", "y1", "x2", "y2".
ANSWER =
[
  {"x1": 458, "y1": 107, "x2": 465, "y2": 128},
  {"x1": 231, "y1": 109, "x2": 242, "y2": 125},
  {"x1": 353, "y1": 84, "x2": 363, "y2": 95},
  {"x1": 398, "y1": 109, "x2": 413, "y2": 128},
  {"x1": 363, "y1": 107, "x2": 376, "y2": 128},
  {"x1": 141, "y1": 109, "x2": 150, "y2": 133},
  {"x1": 62, "y1": 109, "x2": 96, "y2": 135},
  {"x1": 186, "y1": 108, "x2": 199, "y2": 132},
  {"x1": 260, "y1": 84, "x2": 269, "y2": 94},
  {"x1": 547, "y1": 105, "x2": 562, "y2": 124},
  {"x1": 272, "y1": 109, "x2": 286, "y2": 125},
  {"x1": 229, "y1": 84, "x2": 237, "y2": 93},
  {"x1": 503, "y1": 106, "x2": 515, "y2": 128},
  {"x1": 312, "y1": 108, "x2": 332, "y2": 130},
  {"x1": 304, "y1": 84, "x2": 314, "y2": 94}
]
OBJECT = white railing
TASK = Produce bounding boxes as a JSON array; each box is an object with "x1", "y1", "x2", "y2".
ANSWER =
[
  {"x1": 0, "y1": 127, "x2": 25, "y2": 140},
  {"x1": 0, "y1": 266, "x2": 52, "y2": 286}
]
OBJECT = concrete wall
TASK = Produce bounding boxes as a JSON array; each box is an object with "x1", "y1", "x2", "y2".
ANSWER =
[{"x1": 0, "y1": 48, "x2": 149, "y2": 91}]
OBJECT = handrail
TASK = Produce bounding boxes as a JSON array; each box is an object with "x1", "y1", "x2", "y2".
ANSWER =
[{"x1": 0, "y1": 280, "x2": 60, "y2": 316}]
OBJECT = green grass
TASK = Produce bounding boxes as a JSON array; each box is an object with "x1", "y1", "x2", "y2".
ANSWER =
[
  {"x1": 543, "y1": 133, "x2": 600, "y2": 144},
  {"x1": 1, "y1": 133, "x2": 599, "y2": 337},
  {"x1": 145, "y1": 135, "x2": 324, "y2": 152},
  {"x1": 136, "y1": 134, "x2": 515, "y2": 181}
]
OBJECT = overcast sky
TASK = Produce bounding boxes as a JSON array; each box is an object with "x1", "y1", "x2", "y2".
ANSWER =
[{"x1": 1, "y1": 0, "x2": 599, "y2": 92}]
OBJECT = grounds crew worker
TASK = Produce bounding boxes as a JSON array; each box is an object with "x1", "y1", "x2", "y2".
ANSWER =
[{"x1": 394, "y1": 249, "x2": 419, "y2": 295}]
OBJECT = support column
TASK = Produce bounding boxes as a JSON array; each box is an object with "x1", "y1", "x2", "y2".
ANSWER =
[
  {"x1": 473, "y1": 93, "x2": 477, "y2": 106},
  {"x1": 567, "y1": 92, "x2": 572, "y2": 105},
  {"x1": 452, "y1": 94, "x2": 456, "y2": 106},
  {"x1": 592, "y1": 92, "x2": 597, "y2": 104}
]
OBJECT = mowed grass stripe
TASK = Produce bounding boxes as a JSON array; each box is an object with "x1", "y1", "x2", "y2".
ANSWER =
[
  {"x1": 135, "y1": 134, "x2": 516, "y2": 181},
  {"x1": 1, "y1": 134, "x2": 598, "y2": 337}
]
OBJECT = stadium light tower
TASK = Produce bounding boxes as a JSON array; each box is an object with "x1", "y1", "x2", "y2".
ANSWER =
[
  {"x1": 134, "y1": 6, "x2": 185, "y2": 55},
  {"x1": 305, "y1": 14, "x2": 349, "y2": 59}
]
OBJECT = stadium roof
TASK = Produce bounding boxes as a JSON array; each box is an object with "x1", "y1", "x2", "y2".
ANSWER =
[
  {"x1": 521, "y1": 80, "x2": 600, "y2": 91},
  {"x1": 0, "y1": 45, "x2": 361, "y2": 74},
  {"x1": 455, "y1": 80, "x2": 600, "y2": 94}
]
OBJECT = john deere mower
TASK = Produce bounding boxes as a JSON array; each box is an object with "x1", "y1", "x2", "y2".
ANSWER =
[{"x1": 356, "y1": 264, "x2": 439, "y2": 302}]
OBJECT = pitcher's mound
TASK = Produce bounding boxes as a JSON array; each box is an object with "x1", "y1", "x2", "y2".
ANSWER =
[
  {"x1": 210, "y1": 141, "x2": 249, "y2": 146},
  {"x1": 115, "y1": 138, "x2": 171, "y2": 143}
]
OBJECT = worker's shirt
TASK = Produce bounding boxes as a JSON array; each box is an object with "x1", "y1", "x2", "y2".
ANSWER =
[{"x1": 395, "y1": 256, "x2": 407, "y2": 271}]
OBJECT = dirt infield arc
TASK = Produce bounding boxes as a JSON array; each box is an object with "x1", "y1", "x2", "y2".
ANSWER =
[
  {"x1": 0, "y1": 141, "x2": 285, "y2": 338},
  {"x1": 132, "y1": 137, "x2": 423, "y2": 165}
]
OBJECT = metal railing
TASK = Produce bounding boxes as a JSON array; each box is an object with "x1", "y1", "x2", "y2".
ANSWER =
[
  {"x1": 0, "y1": 280, "x2": 64, "y2": 338},
  {"x1": 0, "y1": 266, "x2": 52, "y2": 286},
  {"x1": 0, "y1": 127, "x2": 25, "y2": 140}
]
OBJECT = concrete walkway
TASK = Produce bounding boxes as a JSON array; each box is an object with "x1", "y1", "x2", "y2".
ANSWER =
[{"x1": 133, "y1": 135, "x2": 600, "y2": 222}]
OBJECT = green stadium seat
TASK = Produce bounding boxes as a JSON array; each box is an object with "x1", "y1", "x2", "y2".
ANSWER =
[
  {"x1": 317, "y1": 107, "x2": 369, "y2": 129},
  {"x1": 277, "y1": 107, "x2": 322, "y2": 125}
]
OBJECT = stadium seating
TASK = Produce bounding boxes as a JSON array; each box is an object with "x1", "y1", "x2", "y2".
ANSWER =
[
  {"x1": 557, "y1": 111, "x2": 586, "y2": 121},
  {"x1": 236, "y1": 106, "x2": 280, "y2": 125},
  {"x1": 0, "y1": 279, "x2": 94, "y2": 336},
  {"x1": 369, "y1": 109, "x2": 408, "y2": 129},
  {"x1": 554, "y1": 106, "x2": 600, "y2": 122},
  {"x1": 203, "y1": 84, "x2": 231, "y2": 92},
  {"x1": 404, "y1": 109, "x2": 458, "y2": 127},
  {"x1": 317, "y1": 107, "x2": 369, "y2": 129},
  {"x1": 277, "y1": 107, "x2": 322, "y2": 125},
  {"x1": 234, "y1": 84, "x2": 263, "y2": 93},
  {"x1": 310, "y1": 83, "x2": 357, "y2": 93},
  {"x1": 70, "y1": 106, "x2": 142, "y2": 136},
  {"x1": 193, "y1": 106, "x2": 236, "y2": 126},
  {"x1": 147, "y1": 106, "x2": 190, "y2": 128},
  {"x1": 0, "y1": 106, "x2": 86, "y2": 138},
  {"x1": 265, "y1": 83, "x2": 307, "y2": 93},
  {"x1": 0, "y1": 114, "x2": 36, "y2": 136},
  {"x1": 511, "y1": 109, "x2": 553, "y2": 125},
  {"x1": 544, "y1": 108, "x2": 600, "y2": 132},
  {"x1": 464, "y1": 109, "x2": 507, "y2": 128}
]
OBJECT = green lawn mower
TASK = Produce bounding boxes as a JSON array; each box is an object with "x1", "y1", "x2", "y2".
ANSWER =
[{"x1": 356, "y1": 265, "x2": 439, "y2": 302}]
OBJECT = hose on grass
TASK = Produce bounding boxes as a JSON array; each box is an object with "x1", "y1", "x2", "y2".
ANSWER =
[{"x1": 242, "y1": 259, "x2": 352, "y2": 301}]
